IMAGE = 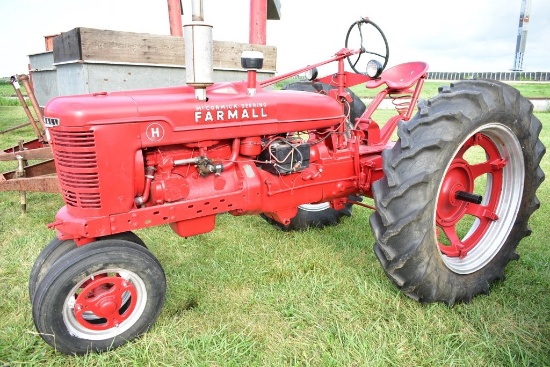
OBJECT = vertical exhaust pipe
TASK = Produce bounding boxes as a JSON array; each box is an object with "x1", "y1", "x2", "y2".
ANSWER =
[
  {"x1": 190, "y1": 0, "x2": 204, "y2": 21},
  {"x1": 184, "y1": 0, "x2": 213, "y2": 101}
]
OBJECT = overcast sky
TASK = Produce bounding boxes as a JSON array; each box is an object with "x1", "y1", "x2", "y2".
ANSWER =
[{"x1": 1, "y1": 0, "x2": 549, "y2": 77}]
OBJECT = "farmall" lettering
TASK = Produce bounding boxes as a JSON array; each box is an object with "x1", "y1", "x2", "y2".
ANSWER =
[{"x1": 195, "y1": 103, "x2": 268, "y2": 123}]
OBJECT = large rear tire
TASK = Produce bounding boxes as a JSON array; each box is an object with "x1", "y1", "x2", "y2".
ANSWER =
[
  {"x1": 262, "y1": 81, "x2": 366, "y2": 231},
  {"x1": 370, "y1": 80, "x2": 545, "y2": 304}
]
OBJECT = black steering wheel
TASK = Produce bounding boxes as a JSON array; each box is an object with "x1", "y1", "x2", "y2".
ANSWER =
[{"x1": 345, "y1": 18, "x2": 389, "y2": 75}]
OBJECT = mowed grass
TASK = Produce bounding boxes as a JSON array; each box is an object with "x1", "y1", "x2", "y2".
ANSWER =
[
  {"x1": 0, "y1": 87, "x2": 549, "y2": 365},
  {"x1": 0, "y1": 80, "x2": 29, "y2": 107},
  {"x1": 350, "y1": 80, "x2": 550, "y2": 101}
]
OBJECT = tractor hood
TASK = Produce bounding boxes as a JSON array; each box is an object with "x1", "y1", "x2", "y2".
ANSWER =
[{"x1": 44, "y1": 81, "x2": 344, "y2": 145}]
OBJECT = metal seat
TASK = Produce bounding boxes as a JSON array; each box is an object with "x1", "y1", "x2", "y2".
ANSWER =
[{"x1": 366, "y1": 61, "x2": 429, "y2": 90}]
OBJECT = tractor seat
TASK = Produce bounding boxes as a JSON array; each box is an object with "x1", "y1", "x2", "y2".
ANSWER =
[{"x1": 366, "y1": 61, "x2": 429, "y2": 90}]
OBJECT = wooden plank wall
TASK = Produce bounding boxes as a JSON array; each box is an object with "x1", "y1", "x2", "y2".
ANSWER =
[{"x1": 53, "y1": 28, "x2": 277, "y2": 71}]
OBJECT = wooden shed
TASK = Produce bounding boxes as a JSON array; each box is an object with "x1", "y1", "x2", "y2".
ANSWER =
[{"x1": 29, "y1": 27, "x2": 278, "y2": 107}]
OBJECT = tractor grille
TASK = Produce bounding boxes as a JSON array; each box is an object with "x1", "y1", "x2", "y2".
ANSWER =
[{"x1": 50, "y1": 130, "x2": 101, "y2": 208}]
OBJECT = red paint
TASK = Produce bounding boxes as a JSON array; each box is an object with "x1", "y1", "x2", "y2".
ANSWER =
[
  {"x1": 44, "y1": 44, "x2": 428, "y2": 244},
  {"x1": 167, "y1": 0, "x2": 183, "y2": 37},
  {"x1": 437, "y1": 134, "x2": 504, "y2": 258},
  {"x1": 249, "y1": 0, "x2": 267, "y2": 44},
  {"x1": 74, "y1": 275, "x2": 137, "y2": 331}
]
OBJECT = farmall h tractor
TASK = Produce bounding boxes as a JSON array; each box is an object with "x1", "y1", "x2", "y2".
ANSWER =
[{"x1": 30, "y1": 10, "x2": 545, "y2": 355}]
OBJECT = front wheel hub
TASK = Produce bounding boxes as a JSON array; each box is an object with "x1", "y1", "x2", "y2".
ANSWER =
[
  {"x1": 63, "y1": 268, "x2": 149, "y2": 339},
  {"x1": 73, "y1": 276, "x2": 137, "y2": 330}
]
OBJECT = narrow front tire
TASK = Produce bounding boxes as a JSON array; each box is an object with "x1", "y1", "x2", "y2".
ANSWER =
[{"x1": 32, "y1": 240, "x2": 166, "y2": 355}]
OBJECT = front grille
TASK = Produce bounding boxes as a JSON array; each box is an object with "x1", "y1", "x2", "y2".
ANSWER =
[{"x1": 50, "y1": 130, "x2": 101, "y2": 208}]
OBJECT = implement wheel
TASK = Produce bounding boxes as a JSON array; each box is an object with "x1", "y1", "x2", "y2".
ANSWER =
[
  {"x1": 370, "y1": 80, "x2": 545, "y2": 304},
  {"x1": 32, "y1": 240, "x2": 166, "y2": 355}
]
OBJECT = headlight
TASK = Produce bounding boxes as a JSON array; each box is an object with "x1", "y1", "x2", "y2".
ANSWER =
[
  {"x1": 241, "y1": 51, "x2": 264, "y2": 69},
  {"x1": 305, "y1": 67, "x2": 318, "y2": 81},
  {"x1": 366, "y1": 59, "x2": 383, "y2": 78}
]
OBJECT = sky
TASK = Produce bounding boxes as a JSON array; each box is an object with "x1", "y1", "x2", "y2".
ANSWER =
[{"x1": 1, "y1": 0, "x2": 549, "y2": 78}]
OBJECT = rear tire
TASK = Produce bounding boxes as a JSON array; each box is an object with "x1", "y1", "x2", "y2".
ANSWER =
[
  {"x1": 262, "y1": 81, "x2": 366, "y2": 231},
  {"x1": 261, "y1": 196, "x2": 360, "y2": 231},
  {"x1": 32, "y1": 240, "x2": 166, "y2": 355},
  {"x1": 370, "y1": 80, "x2": 545, "y2": 304}
]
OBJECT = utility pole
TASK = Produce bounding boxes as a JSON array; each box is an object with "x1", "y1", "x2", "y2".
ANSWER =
[{"x1": 512, "y1": 0, "x2": 533, "y2": 71}]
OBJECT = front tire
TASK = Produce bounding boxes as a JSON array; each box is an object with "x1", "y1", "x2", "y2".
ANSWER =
[
  {"x1": 32, "y1": 240, "x2": 166, "y2": 355},
  {"x1": 29, "y1": 232, "x2": 146, "y2": 301},
  {"x1": 370, "y1": 80, "x2": 545, "y2": 304}
]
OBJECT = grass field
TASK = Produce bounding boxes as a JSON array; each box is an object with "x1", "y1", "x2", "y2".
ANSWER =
[
  {"x1": 350, "y1": 80, "x2": 550, "y2": 101},
  {"x1": 0, "y1": 83, "x2": 548, "y2": 365},
  {"x1": 273, "y1": 77, "x2": 550, "y2": 102},
  {"x1": 0, "y1": 80, "x2": 29, "y2": 107}
]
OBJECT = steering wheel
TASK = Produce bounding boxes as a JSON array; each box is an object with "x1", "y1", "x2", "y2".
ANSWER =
[{"x1": 345, "y1": 18, "x2": 389, "y2": 75}]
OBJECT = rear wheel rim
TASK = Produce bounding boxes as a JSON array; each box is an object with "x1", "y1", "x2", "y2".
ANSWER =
[
  {"x1": 436, "y1": 123, "x2": 524, "y2": 274},
  {"x1": 298, "y1": 203, "x2": 331, "y2": 212}
]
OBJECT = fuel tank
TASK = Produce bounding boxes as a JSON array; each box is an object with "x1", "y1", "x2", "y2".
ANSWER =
[{"x1": 44, "y1": 81, "x2": 345, "y2": 146}]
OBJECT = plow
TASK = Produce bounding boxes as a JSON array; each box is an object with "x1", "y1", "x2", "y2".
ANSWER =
[{"x1": 1, "y1": 74, "x2": 59, "y2": 212}]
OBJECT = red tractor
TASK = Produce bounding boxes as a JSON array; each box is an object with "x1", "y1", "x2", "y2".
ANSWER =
[{"x1": 30, "y1": 16, "x2": 545, "y2": 355}]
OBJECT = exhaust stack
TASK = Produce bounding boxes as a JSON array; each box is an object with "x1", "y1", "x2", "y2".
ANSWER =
[{"x1": 184, "y1": 0, "x2": 213, "y2": 101}]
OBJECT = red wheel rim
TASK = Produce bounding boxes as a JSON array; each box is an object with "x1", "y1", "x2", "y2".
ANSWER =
[
  {"x1": 73, "y1": 274, "x2": 138, "y2": 331},
  {"x1": 437, "y1": 133, "x2": 505, "y2": 258}
]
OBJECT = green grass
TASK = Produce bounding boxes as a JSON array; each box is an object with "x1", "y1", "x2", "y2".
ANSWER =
[
  {"x1": 274, "y1": 78, "x2": 549, "y2": 107},
  {"x1": 0, "y1": 106, "x2": 36, "y2": 147},
  {"x1": 0, "y1": 102, "x2": 549, "y2": 364},
  {"x1": 349, "y1": 81, "x2": 550, "y2": 100},
  {"x1": 0, "y1": 80, "x2": 31, "y2": 107},
  {"x1": 505, "y1": 82, "x2": 550, "y2": 98}
]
